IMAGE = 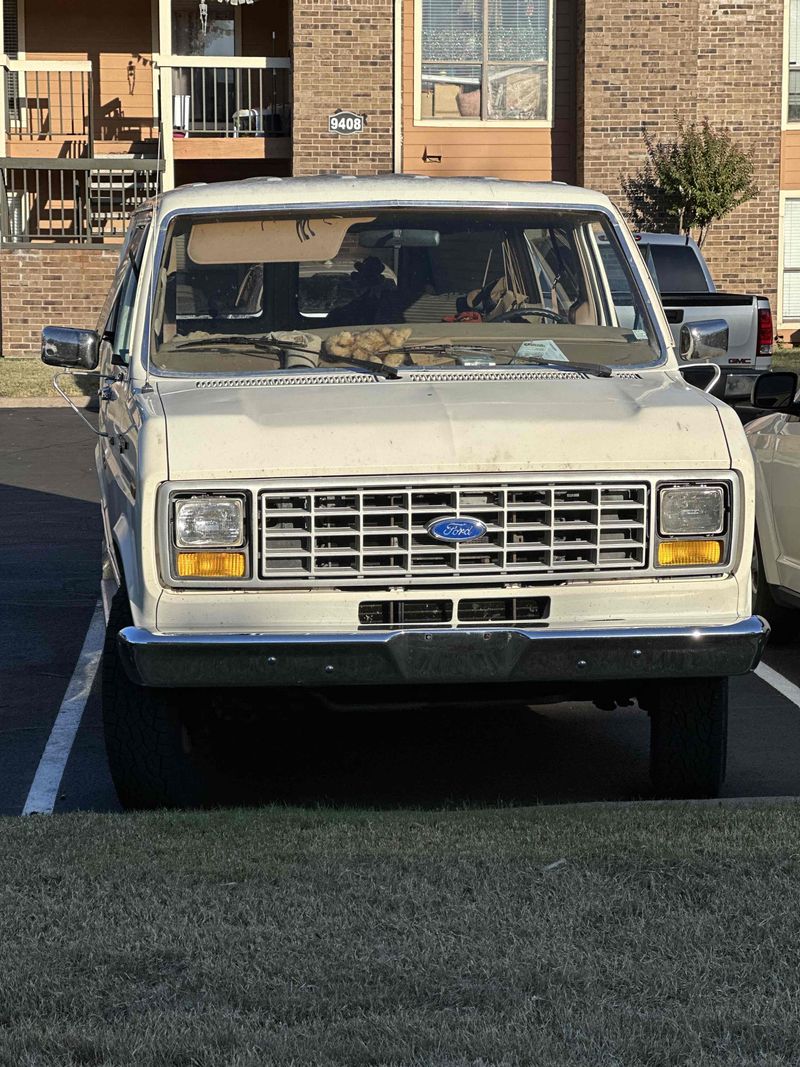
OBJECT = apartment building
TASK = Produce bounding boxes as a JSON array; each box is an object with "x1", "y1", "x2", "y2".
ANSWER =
[{"x1": 0, "y1": 0, "x2": 797, "y2": 353}]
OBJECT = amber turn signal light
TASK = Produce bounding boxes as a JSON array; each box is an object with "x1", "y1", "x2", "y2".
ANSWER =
[
  {"x1": 176, "y1": 551, "x2": 246, "y2": 578},
  {"x1": 657, "y1": 540, "x2": 723, "y2": 566}
]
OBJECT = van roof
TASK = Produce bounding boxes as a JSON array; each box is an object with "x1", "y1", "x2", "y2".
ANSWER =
[{"x1": 145, "y1": 174, "x2": 616, "y2": 222}]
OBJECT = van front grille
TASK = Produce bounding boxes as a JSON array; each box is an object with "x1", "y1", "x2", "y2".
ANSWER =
[{"x1": 259, "y1": 480, "x2": 649, "y2": 583}]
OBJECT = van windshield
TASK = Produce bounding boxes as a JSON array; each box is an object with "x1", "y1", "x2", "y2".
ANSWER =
[{"x1": 149, "y1": 208, "x2": 663, "y2": 376}]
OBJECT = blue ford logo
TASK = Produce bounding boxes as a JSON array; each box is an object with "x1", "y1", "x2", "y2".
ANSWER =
[{"x1": 426, "y1": 516, "x2": 487, "y2": 543}]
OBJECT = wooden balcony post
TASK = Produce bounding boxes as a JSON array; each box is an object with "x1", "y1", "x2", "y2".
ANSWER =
[{"x1": 157, "y1": 0, "x2": 174, "y2": 189}]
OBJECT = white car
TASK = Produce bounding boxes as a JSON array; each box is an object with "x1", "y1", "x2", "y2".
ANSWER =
[
  {"x1": 41, "y1": 175, "x2": 768, "y2": 807},
  {"x1": 746, "y1": 371, "x2": 800, "y2": 636}
]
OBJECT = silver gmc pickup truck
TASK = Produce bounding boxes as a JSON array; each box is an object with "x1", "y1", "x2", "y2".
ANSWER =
[
  {"x1": 41, "y1": 176, "x2": 768, "y2": 809},
  {"x1": 634, "y1": 233, "x2": 774, "y2": 403}
]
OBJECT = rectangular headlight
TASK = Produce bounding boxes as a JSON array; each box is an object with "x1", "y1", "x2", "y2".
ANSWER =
[
  {"x1": 659, "y1": 486, "x2": 725, "y2": 537},
  {"x1": 174, "y1": 496, "x2": 244, "y2": 548}
]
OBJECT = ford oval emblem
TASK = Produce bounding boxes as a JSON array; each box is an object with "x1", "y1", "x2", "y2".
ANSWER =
[{"x1": 426, "y1": 516, "x2": 488, "y2": 543}]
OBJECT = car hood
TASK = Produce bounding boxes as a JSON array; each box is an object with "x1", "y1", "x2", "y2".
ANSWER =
[{"x1": 156, "y1": 370, "x2": 731, "y2": 480}]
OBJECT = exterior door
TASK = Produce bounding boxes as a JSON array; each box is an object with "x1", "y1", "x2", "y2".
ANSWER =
[{"x1": 173, "y1": 0, "x2": 240, "y2": 134}]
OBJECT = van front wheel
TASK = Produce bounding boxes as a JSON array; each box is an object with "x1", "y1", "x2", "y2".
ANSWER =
[
  {"x1": 102, "y1": 589, "x2": 233, "y2": 809},
  {"x1": 648, "y1": 678, "x2": 728, "y2": 799}
]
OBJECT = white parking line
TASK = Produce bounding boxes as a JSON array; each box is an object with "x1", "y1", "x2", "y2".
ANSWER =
[
  {"x1": 755, "y1": 662, "x2": 800, "y2": 710},
  {"x1": 22, "y1": 600, "x2": 105, "y2": 815}
]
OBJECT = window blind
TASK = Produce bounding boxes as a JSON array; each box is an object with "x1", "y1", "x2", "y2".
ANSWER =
[
  {"x1": 422, "y1": 0, "x2": 549, "y2": 63},
  {"x1": 4, "y1": 0, "x2": 20, "y2": 125},
  {"x1": 783, "y1": 199, "x2": 800, "y2": 320},
  {"x1": 422, "y1": 0, "x2": 483, "y2": 63},
  {"x1": 3, "y1": 0, "x2": 18, "y2": 58},
  {"x1": 487, "y1": 0, "x2": 548, "y2": 63}
]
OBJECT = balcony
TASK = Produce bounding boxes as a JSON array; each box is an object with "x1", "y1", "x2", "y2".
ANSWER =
[
  {"x1": 161, "y1": 57, "x2": 291, "y2": 161},
  {"x1": 0, "y1": 158, "x2": 163, "y2": 242},
  {"x1": 0, "y1": 0, "x2": 292, "y2": 242},
  {"x1": 2, "y1": 55, "x2": 291, "y2": 162},
  {"x1": 2, "y1": 56, "x2": 160, "y2": 158}
]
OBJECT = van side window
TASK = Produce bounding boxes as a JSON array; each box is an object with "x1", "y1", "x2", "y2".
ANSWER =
[
  {"x1": 111, "y1": 265, "x2": 139, "y2": 366},
  {"x1": 103, "y1": 222, "x2": 149, "y2": 367}
]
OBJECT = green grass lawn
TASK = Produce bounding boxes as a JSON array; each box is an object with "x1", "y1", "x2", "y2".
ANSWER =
[
  {"x1": 773, "y1": 347, "x2": 800, "y2": 372},
  {"x1": 2, "y1": 803, "x2": 800, "y2": 1066},
  {"x1": 0, "y1": 357, "x2": 94, "y2": 398}
]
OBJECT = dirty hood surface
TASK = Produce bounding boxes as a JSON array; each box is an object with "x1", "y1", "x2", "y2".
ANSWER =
[{"x1": 156, "y1": 372, "x2": 731, "y2": 481}]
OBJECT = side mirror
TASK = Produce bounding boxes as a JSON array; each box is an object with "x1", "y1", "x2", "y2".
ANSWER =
[
  {"x1": 751, "y1": 371, "x2": 800, "y2": 414},
  {"x1": 679, "y1": 362, "x2": 722, "y2": 394},
  {"x1": 679, "y1": 319, "x2": 729, "y2": 362},
  {"x1": 41, "y1": 326, "x2": 100, "y2": 370}
]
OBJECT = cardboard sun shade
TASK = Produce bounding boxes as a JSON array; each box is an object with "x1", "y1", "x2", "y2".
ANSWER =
[{"x1": 186, "y1": 216, "x2": 376, "y2": 265}]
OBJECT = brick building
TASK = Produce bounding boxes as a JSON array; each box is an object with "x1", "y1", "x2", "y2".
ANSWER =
[{"x1": 1, "y1": 0, "x2": 799, "y2": 354}]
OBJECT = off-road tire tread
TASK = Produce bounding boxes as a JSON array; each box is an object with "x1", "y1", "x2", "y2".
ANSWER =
[{"x1": 649, "y1": 677, "x2": 728, "y2": 800}]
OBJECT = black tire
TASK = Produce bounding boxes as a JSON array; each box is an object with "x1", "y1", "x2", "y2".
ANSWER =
[
  {"x1": 752, "y1": 535, "x2": 796, "y2": 644},
  {"x1": 102, "y1": 588, "x2": 233, "y2": 809},
  {"x1": 649, "y1": 677, "x2": 728, "y2": 799}
]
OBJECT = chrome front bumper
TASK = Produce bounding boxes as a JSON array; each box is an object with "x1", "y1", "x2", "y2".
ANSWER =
[{"x1": 117, "y1": 617, "x2": 769, "y2": 689}]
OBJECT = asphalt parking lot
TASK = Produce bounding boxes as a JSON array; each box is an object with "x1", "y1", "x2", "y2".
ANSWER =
[{"x1": 2, "y1": 406, "x2": 800, "y2": 816}]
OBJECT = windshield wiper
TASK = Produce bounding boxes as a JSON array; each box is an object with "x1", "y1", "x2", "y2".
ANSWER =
[
  {"x1": 386, "y1": 342, "x2": 612, "y2": 378},
  {"x1": 509, "y1": 355, "x2": 612, "y2": 378},
  {"x1": 167, "y1": 334, "x2": 400, "y2": 380}
]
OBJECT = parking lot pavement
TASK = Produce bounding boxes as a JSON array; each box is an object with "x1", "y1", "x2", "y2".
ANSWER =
[{"x1": 2, "y1": 406, "x2": 800, "y2": 815}]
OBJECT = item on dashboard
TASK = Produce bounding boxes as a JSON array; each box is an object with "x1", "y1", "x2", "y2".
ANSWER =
[
  {"x1": 324, "y1": 326, "x2": 412, "y2": 364},
  {"x1": 514, "y1": 339, "x2": 569, "y2": 363},
  {"x1": 267, "y1": 330, "x2": 322, "y2": 367},
  {"x1": 441, "y1": 310, "x2": 483, "y2": 323}
]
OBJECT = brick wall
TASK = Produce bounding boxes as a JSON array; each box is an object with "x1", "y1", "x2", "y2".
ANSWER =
[
  {"x1": 581, "y1": 0, "x2": 784, "y2": 307},
  {"x1": 0, "y1": 246, "x2": 119, "y2": 357},
  {"x1": 291, "y1": 0, "x2": 395, "y2": 176}
]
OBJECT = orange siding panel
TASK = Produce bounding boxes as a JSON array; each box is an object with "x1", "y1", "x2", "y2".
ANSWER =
[{"x1": 782, "y1": 131, "x2": 800, "y2": 188}]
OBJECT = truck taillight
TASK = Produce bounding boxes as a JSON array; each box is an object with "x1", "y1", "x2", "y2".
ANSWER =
[{"x1": 758, "y1": 307, "x2": 774, "y2": 356}]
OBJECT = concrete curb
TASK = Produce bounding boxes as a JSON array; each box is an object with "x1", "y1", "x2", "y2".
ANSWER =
[{"x1": 0, "y1": 396, "x2": 93, "y2": 408}]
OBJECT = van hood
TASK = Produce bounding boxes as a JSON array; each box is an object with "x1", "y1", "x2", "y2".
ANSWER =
[{"x1": 155, "y1": 371, "x2": 731, "y2": 481}]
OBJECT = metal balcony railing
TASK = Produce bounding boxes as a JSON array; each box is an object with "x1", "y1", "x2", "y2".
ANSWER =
[
  {"x1": 3, "y1": 59, "x2": 94, "y2": 148},
  {"x1": 0, "y1": 158, "x2": 163, "y2": 243},
  {"x1": 165, "y1": 57, "x2": 291, "y2": 139}
]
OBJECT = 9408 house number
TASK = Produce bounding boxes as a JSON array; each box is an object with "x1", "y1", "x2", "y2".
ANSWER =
[{"x1": 328, "y1": 111, "x2": 365, "y2": 134}]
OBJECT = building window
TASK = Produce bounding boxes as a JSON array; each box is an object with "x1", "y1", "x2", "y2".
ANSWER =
[
  {"x1": 783, "y1": 200, "x2": 800, "y2": 320},
  {"x1": 420, "y1": 0, "x2": 550, "y2": 122},
  {"x1": 790, "y1": 0, "x2": 800, "y2": 122}
]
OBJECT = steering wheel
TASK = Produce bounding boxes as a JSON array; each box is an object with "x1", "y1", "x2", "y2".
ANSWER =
[{"x1": 491, "y1": 304, "x2": 569, "y2": 325}]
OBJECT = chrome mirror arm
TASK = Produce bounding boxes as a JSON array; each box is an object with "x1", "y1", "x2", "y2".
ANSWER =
[{"x1": 52, "y1": 370, "x2": 109, "y2": 439}]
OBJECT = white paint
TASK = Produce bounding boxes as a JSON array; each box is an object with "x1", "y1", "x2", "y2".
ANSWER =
[
  {"x1": 22, "y1": 601, "x2": 106, "y2": 815},
  {"x1": 755, "y1": 661, "x2": 800, "y2": 710}
]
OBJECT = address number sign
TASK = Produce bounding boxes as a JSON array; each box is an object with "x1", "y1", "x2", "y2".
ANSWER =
[{"x1": 328, "y1": 111, "x2": 364, "y2": 134}]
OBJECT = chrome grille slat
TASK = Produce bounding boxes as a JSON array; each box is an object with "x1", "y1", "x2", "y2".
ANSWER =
[{"x1": 260, "y1": 481, "x2": 649, "y2": 582}]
